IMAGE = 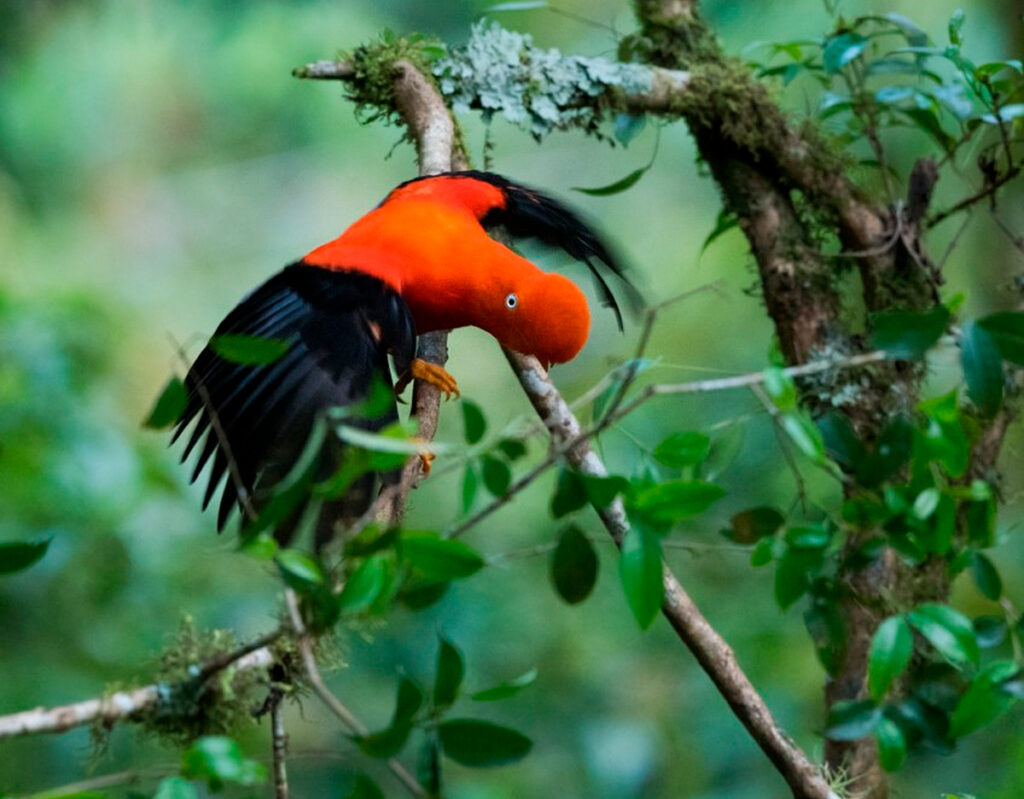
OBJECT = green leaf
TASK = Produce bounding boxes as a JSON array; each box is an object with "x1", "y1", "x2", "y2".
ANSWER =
[
  {"x1": 461, "y1": 400, "x2": 487, "y2": 444},
  {"x1": 356, "y1": 723, "x2": 413, "y2": 759},
  {"x1": 496, "y1": 438, "x2": 527, "y2": 461},
  {"x1": 275, "y1": 549, "x2": 325, "y2": 591},
  {"x1": 572, "y1": 166, "x2": 648, "y2": 196},
  {"x1": 961, "y1": 321, "x2": 1004, "y2": 417},
  {"x1": 804, "y1": 598, "x2": 846, "y2": 675},
  {"x1": 871, "y1": 306, "x2": 950, "y2": 359},
  {"x1": 949, "y1": 660, "x2": 1020, "y2": 737},
  {"x1": 980, "y1": 103, "x2": 1024, "y2": 124},
  {"x1": 579, "y1": 474, "x2": 628, "y2": 508},
  {"x1": 626, "y1": 480, "x2": 725, "y2": 527},
  {"x1": 875, "y1": 717, "x2": 907, "y2": 771},
  {"x1": 461, "y1": 463, "x2": 478, "y2": 513},
  {"x1": 551, "y1": 525, "x2": 599, "y2": 605},
  {"x1": 471, "y1": 669, "x2": 538, "y2": 701},
  {"x1": 974, "y1": 615, "x2": 1007, "y2": 649},
  {"x1": 338, "y1": 555, "x2": 389, "y2": 614},
  {"x1": 0, "y1": 537, "x2": 52, "y2": 576},
  {"x1": 701, "y1": 208, "x2": 739, "y2": 252},
  {"x1": 181, "y1": 736, "x2": 266, "y2": 790},
  {"x1": 551, "y1": 469, "x2": 588, "y2": 518},
  {"x1": 434, "y1": 636, "x2": 465, "y2": 709},
  {"x1": 402, "y1": 533, "x2": 485, "y2": 579},
  {"x1": 908, "y1": 603, "x2": 979, "y2": 667},
  {"x1": 438, "y1": 720, "x2": 532, "y2": 767},
  {"x1": 652, "y1": 431, "x2": 711, "y2": 468},
  {"x1": 948, "y1": 8, "x2": 966, "y2": 46},
  {"x1": 826, "y1": 700, "x2": 881, "y2": 740},
  {"x1": 781, "y1": 413, "x2": 825, "y2": 461},
  {"x1": 143, "y1": 376, "x2": 187, "y2": 429},
  {"x1": 399, "y1": 578, "x2": 450, "y2": 610},
  {"x1": 341, "y1": 776, "x2": 385, "y2": 799},
  {"x1": 774, "y1": 546, "x2": 823, "y2": 609},
  {"x1": 481, "y1": 455, "x2": 511, "y2": 496},
  {"x1": 751, "y1": 537, "x2": 775, "y2": 567},
  {"x1": 785, "y1": 525, "x2": 830, "y2": 549},
  {"x1": 868, "y1": 616, "x2": 914, "y2": 700},
  {"x1": 911, "y1": 487, "x2": 940, "y2": 520},
  {"x1": 977, "y1": 311, "x2": 1024, "y2": 365},
  {"x1": 884, "y1": 12, "x2": 929, "y2": 46},
  {"x1": 153, "y1": 777, "x2": 199, "y2": 799},
  {"x1": 725, "y1": 507, "x2": 784, "y2": 544},
  {"x1": 619, "y1": 526, "x2": 663, "y2": 628},
  {"x1": 614, "y1": 113, "x2": 647, "y2": 145},
  {"x1": 823, "y1": 32, "x2": 868, "y2": 74},
  {"x1": 209, "y1": 334, "x2": 290, "y2": 365},
  {"x1": 970, "y1": 552, "x2": 1002, "y2": 601},
  {"x1": 818, "y1": 413, "x2": 866, "y2": 471}
]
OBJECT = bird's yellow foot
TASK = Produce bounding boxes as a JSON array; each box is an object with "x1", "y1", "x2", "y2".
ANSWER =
[{"x1": 398, "y1": 359, "x2": 460, "y2": 400}]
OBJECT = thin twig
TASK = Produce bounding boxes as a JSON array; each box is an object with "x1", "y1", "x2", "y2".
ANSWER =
[
  {"x1": 271, "y1": 695, "x2": 290, "y2": 799},
  {"x1": 283, "y1": 590, "x2": 426, "y2": 797},
  {"x1": 445, "y1": 349, "x2": 887, "y2": 539}
]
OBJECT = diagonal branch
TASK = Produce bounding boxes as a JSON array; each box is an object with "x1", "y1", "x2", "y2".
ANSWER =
[{"x1": 504, "y1": 350, "x2": 840, "y2": 799}]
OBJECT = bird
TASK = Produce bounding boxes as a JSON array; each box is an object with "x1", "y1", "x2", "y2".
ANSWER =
[{"x1": 171, "y1": 170, "x2": 638, "y2": 547}]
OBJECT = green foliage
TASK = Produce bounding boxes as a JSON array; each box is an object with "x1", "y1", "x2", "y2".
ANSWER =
[
  {"x1": 0, "y1": 536, "x2": 51, "y2": 576},
  {"x1": 868, "y1": 616, "x2": 914, "y2": 700},
  {"x1": 437, "y1": 720, "x2": 532, "y2": 767},
  {"x1": 871, "y1": 306, "x2": 950, "y2": 359},
  {"x1": 143, "y1": 376, "x2": 187, "y2": 429},
  {"x1": 208, "y1": 334, "x2": 290, "y2": 365},
  {"x1": 180, "y1": 736, "x2": 266, "y2": 791},
  {"x1": 550, "y1": 524, "x2": 599, "y2": 604}
]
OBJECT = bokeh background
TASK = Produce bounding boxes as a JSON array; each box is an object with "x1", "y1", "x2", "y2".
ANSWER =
[{"x1": 2, "y1": 0, "x2": 1023, "y2": 796}]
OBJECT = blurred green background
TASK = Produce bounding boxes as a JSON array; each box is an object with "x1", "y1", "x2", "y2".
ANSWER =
[{"x1": 2, "y1": 1, "x2": 1023, "y2": 796}]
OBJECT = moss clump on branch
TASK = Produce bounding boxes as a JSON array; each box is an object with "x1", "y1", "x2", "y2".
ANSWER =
[
  {"x1": 140, "y1": 617, "x2": 268, "y2": 746},
  {"x1": 434, "y1": 21, "x2": 652, "y2": 140},
  {"x1": 341, "y1": 30, "x2": 446, "y2": 125}
]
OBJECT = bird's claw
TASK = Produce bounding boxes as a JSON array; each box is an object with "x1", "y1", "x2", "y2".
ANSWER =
[{"x1": 398, "y1": 359, "x2": 460, "y2": 400}]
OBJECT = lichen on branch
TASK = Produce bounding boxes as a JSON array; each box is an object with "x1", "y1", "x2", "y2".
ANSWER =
[{"x1": 434, "y1": 21, "x2": 652, "y2": 140}]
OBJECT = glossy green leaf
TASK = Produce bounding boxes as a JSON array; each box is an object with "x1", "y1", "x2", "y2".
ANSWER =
[
  {"x1": 871, "y1": 306, "x2": 950, "y2": 359},
  {"x1": 626, "y1": 480, "x2": 725, "y2": 527},
  {"x1": 868, "y1": 616, "x2": 914, "y2": 700},
  {"x1": 551, "y1": 525, "x2": 599, "y2": 605},
  {"x1": 978, "y1": 311, "x2": 1024, "y2": 365},
  {"x1": 338, "y1": 555, "x2": 389, "y2": 613},
  {"x1": 572, "y1": 166, "x2": 648, "y2": 196},
  {"x1": 579, "y1": 474, "x2": 629, "y2": 508},
  {"x1": 402, "y1": 534, "x2": 485, "y2": 580},
  {"x1": 875, "y1": 717, "x2": 907, "y2": 771},
  {"x1": 461, "y1": 400, "x2": 487, "y2": 444},
  {"x1": 619, "y1": 526, "x2": 663, "y2": 629},
  {"x1": 471, "y1": 669, "x2": 538, "y2": 701},
  {"x1": 481, "y1": 455, "x2": 511, "y2": 496},
  {"x1": 434, "y1": 636, "x2": 465, "y2": 709},
  {"x1": 438, "y1": 719, "x2": 532, "y2": 767},
  {"x1": 726, "y1": 507, "x2": 784, "y2": 544},
  {"x1": 652, "y1": 431, "x2": 711, "y2": 468},
  {"x1": 950, "y1": 660, "x2": 1020, "y2": 737},
  {"x1": 0, "y1": 537, "x2": 52, "y2": 576},
  {"x1": 826, "y1": 700, "x2": 881, "y2": 740},
  {"x1": 701, "y1": 208, "x2": 739, "y2": 252},
  {"x1": 970, "y1": 552, "x2": 1002, "y2": 600},
  {"x1": 551, "y1": 469, "x2": 587, "y2": 518},
  {"x1": 823, "y1": 32, "x2": 867, "y2": 74},
  {"x1": 496, "y1": 438, "x2": 527, "y2": 461},
  {"x1": 356, "y1": 723, "x2": 413, "y2": 758},
  {"x1": 948, "y1": 8, "x2": 965, "y2": 45},
  {"x1": 209, "y1": 334, "x2": 290, "y2": 365},
  {"x1": 974, "y1": 615, "x2": 1008, "y2": 649},
  {"x1": 908, "y1": 603, "x2": 979, "y2": 667},
  {"x1": 884, "y1": 12, "x2": 929, "y2": 46},
  {"x1": 781, "y1": 413, "x2": 825, "y2": 461},
  {"x1": 961, "y1": 321, "x2": 1004, "y2": 417},
  {"x1": 911, "y1": 487, "x2": 941, "y2": 520},
  {"x1": 818, "y1": 412, "x2": 866, "y2": 471},
  {"x1": 751, "y1": 537, "x2": 775, "y2": 567},
  {"x1": 275, "y1": 549, "x2": 325, "y2": 591},
  {"x1": 774, "y1": 546, "x2": 822, "y2": 609},
  {"x1": 804, "y1": 598, "x2": 846, "y2": 675},
  {"x1": 143, "y1": 376, "x2": 187, "y2": 429}
]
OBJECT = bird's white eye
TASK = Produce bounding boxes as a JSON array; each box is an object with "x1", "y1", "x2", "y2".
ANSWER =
[{"x1": 505, "y1": 293, "x2": 518, "y2": 309}]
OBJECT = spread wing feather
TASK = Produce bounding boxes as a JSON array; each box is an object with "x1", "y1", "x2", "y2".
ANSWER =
[{"x1": 173, "y1": 262, "x2": 416, "y2": 543}]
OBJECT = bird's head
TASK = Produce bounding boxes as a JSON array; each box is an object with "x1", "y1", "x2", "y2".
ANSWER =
[{"x1": 482, "y1": 271, "x2": 591, "y2": 368}]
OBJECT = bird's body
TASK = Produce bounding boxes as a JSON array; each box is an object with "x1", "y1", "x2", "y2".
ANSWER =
[{"x1": 172, "y1": 171, "x2": 635, "y2": 544}]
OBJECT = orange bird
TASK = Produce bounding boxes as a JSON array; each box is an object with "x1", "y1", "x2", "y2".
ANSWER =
[{"x1": 173, "y1": 171, "x2": 636, "y2": 544}]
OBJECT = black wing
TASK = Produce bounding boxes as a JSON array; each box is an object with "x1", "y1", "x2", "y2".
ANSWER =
[{"x1": 172, "y1": 262, "x2": 416, "y2": 545}]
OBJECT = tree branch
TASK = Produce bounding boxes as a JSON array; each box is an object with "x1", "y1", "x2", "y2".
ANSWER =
[
  {"x1": 0, "y1": 635, "x2": 278, "y2": 740},
  {"x1": 502, "y1": 350, "x2": 839, "y2": 799}
]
